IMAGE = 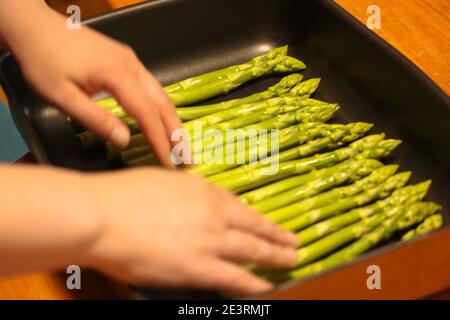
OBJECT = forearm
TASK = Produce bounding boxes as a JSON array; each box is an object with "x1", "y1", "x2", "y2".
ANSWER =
[
  {"x1": 0, "y1": 1, "x2": 52, "y2": 51},
  {"x1": 0, "y1": 165, "x2": 100, "y2": 275}
]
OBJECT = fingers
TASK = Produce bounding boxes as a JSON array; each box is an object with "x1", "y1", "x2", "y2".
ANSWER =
[
  {"x1": 220, "y1": 229, "x2": 298, "y2": 268},
  {"x1": 193, "y1": 258, "x2": 273, "y2": 297},
  {"x1": 104, "y1": 73, "x2": 174, "y2": 168},
  {"x1": 219, "y1": 189, "x2": 298, "y2": 248},
  {"x1": 138, "y1": 68, "x2": 183, "y2": 140},
  {"x1": 137, "y1": 67, "x2": 189, "y2": 166},
  {"x1": 53, "y1": 82, "x2": 130, "y2": 147}
]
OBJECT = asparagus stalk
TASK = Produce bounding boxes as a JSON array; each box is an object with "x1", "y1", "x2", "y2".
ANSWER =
[
  {"x1": 106, "y1": 133, "x2": 148, "y2": 161},
  {"x1": 210, "y1": 134, "x2": 400, "y2": 192},
  {"x1": 183, "y1": 93, "x2": 322, "y2": 134},
  {"x1": 78, "y1": 131, "x2": 102, "y2": 151},
  {"x1": 402, "y1": 214, "x2": 443, "y2": 241},
  {"x1": 286, "y1": 78, "x2": 321, "y2": 97},
  {"x1": 170, "y1": 49, "x2": 306, "y2": 106},
  {"x1": 288, "y1": 202, "x2": 441, "y2": 281},
  {"x1": 296, "y1": 181, "x2": 431, "y2": 246},
  {"x1": 267, "y1": 164, "x2": 399, "y2": 224},
  {"x1": 176, "y1": 74, "x2": 304, "y2": 121},
  {"x1": 396, "y1": 201, "x2": 443, "y2": 231},
  {"x1": 120, "y1": 145, "x2": 152, "y2": 163},
  {"x1": 294, "y1": 213, "x2": 386, "y2": 268},
  {"x1": 190, "y1": 122, "x2": 373, "y2": 177},
  {"x1": 239, "y1": 104, "x2": 339, "y2": 132},
  {"x1": 253, "y1": 159, "x2": 382, "y2": 214},
  {"x1": 280, "y1": 171, "x2": 411, "y2": 232},
  {"x1": 96, "y1": 97, "x2": 119, "y2": 109},
  {"x1": 79, "y1": 114, "x2": 145, "y2": 150},
  {"x1": 165, "y1": 46, "x2": 303, "y2": 94},
  {"x1": 213, "y1": 103, "x2": 310, "y2": 132}
]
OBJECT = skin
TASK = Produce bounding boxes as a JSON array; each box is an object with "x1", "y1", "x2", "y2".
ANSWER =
[{"x1": 0, "y1": 1, "x2": 299, "y2": 296}]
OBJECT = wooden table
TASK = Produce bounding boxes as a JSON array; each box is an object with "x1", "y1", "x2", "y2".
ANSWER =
[{"x1": 0, "y1": 0, "x2": 449, "y2": 299}]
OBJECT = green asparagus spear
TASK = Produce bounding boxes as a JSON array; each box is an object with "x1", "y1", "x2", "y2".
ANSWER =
[
  {"x1": 170, "y1": 48, "x2": 306, "y2": 106},
  {"x1": 183, "y1": 94, "x2": 323, "y2": 134},
  {"x1": 239, "y1": 104, "x2": 339, "y2": 132},
  {"x1": 213, "y1": 103, "x2": 311, "y2": 132},
  {"x1": 105, "y1": 133, "x2": 149, "y2": 161},
  {"x1": 253, "y1": 159, "x2": 382, "y2": 213},
  {"x1": 294, "y1": 213, "x2": 386, "y2": 268},
  {"x1": 288, "y1": 202, "x2": 441, "y2": 281},
  {"x1": 285, "y1": 78, "x2": 321, "y2": 97},
  {"x1": 96, "y1": 97, "x2": 119, "y2": 109},
  {"x1": 165, "y1": 46, "x2": 302, "y2": 93},
  {"x1": 77, "y1": 116, "x2": 142, "y2": 152},
  {"x1": 176, "y1": 74, "x2": 304, "y2": 121},
  {"x1": 120, "y1": 145, "x2": 152, "y2": 163},
  {"x1": 402, "y1": 214, "x2": 443, "y2": 241},
  {"x1": 296, "y1": 181, "x2": 431, "y2": 246},
  {"x1": 80, "y1": 120, "x2": 148, "y2": 151},
  {"x1": 267, "y1": 164, "x2": 399, "y2": 224},
  {"x1": 190, "y1": 122, "x2": 373, "y2": 177},
  {"x1": 396, "y1": 201, "x2": 443, "y2": 231},
  {"x1": 210, "y1": 134, "x2": 400, "y2": 192},
  {"x1": 280, "y1": 171, "x2": 411, "y2": 232}
]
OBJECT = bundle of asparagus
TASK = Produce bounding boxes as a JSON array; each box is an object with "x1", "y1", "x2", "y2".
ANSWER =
[{"x1": 77, "y1": 45, "x2": 444, "y2": 287}]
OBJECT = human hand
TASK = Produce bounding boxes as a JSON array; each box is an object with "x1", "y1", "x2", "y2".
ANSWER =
[
  {"x1": 84, "y1": 169, "x2": 298, "y2": 297},
  {"x1": 1, "y1": 1, "x2": 180, "y2": 167}
]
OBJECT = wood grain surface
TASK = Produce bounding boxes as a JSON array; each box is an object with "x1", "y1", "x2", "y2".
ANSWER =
[
  {"x1": 335, "y1": 0, "x2": 450, "y2": 95},
  {"x1": 0, "y1": 0, "x2": 448, "y2": 300}
]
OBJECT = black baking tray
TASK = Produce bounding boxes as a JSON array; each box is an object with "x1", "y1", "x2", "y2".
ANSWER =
[{"x1": 1, "y1": 0, "x2": 449, "y2": 299}]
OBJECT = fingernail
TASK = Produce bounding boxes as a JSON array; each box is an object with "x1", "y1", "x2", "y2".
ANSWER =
[{"x1": 111, "y1": 127, "x2": 130, "y2": 148}]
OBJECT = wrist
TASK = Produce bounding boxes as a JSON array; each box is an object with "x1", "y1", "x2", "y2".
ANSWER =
[
  {"x1": 0, "y1": 1, "x2": 58, "y2": 55},
  {"x1": 69, "y1": 172, "x2": 108, "y2": 268}
]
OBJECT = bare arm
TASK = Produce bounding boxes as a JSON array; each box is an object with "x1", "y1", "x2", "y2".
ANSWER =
[{"x1": 0, "y1": 165, "x2": 98, "y2": 275}]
